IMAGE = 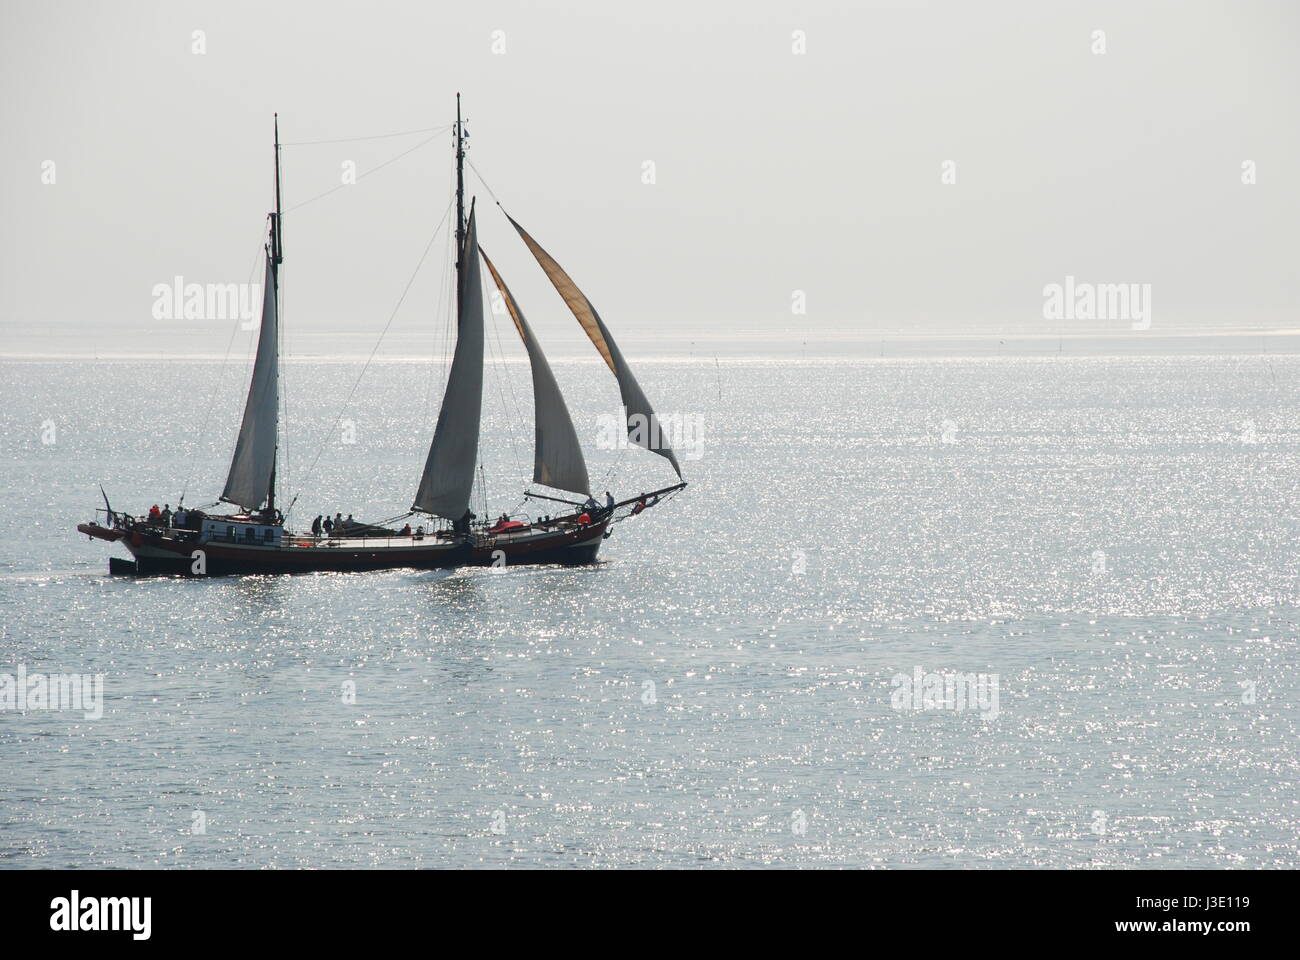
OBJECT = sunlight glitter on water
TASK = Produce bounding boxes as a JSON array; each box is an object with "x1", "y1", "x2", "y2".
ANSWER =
[{"x1": 1, "y1": 356, "x2": 1297, "y2": 867}]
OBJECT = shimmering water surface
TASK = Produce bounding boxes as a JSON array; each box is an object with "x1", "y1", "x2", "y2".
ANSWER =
[{"x1": 2, "y1": 352, "x2": 1298, "y2": 868}]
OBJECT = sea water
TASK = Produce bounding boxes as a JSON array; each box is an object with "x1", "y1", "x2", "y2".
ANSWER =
[{"x1": 1, "y1": 350, "x2": 1297, "y2": 868}]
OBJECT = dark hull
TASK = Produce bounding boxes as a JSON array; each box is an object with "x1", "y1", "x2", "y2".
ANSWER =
[{"x1": 78, "y1": 520, "x2": 607, "y2": 577}]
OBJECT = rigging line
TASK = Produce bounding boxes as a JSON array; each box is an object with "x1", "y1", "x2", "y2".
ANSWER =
[
  {"x1": 180, "y1": 220, "x2": 270, "y2": 505},
  {"x1": 441, "y1": 217, "x2": 455, "y2": 382},
  {"x1": 598, "y1": 442, "x2": 630, "y2": 495},
  {"x1": 276, "y1": 162, "x2": 290, "y2": 513},
  {"x1": 283, "y1": 133, "x2": 441, "y2": 214},
  {"x1": 423, "y1": 227, "x2": 453, "y2": 425},
  {"x1": 483, "y1": 268, "x2": 524, "y2": 485},
  {"x1": 491, "y1": 279, "x2": 526, "y2": 433},
  {"x1": 425, "y1": 218, "x2": 453, "y2": 417},
  {"x1": 279, "y1": 256, "x2": 291, "y2": 515},
  {"x1": 291, "y1": 195, "x2": 456, "y2": 500},
  {"x1": 428, "y1": 161, "x2": 457, "y2": 421},
  {"x1": 281, "y1": 123, "x2": 452, "y2": 147},
  {"x1": 466, "y1": 158, "x2": 503, "y2": 206}
]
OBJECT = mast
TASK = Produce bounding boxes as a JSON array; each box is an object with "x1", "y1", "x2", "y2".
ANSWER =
[
  {"x1": 272, "y1": 115, "x2": 283, "y2": 266},
  {"x1": 411, "y1": 95, "x2": 485, "y2": 524},
  {"x1": 220, "y1": 116, "x2": 284, "y2": 515},
  {"x1": 454, "y1": 93, "x2": 465, "y2": 293},
  {"x1": 267, "y1": 113, "x2": 283, "y2": 513}
]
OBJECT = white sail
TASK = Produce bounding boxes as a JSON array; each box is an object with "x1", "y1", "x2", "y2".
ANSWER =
[
  {"x1": 505, "y1": 213, "x2": 682, "y2": 479},
  {"x1": 221, "y1": 252, "x2": 279, "y2": 510},
  {"x1": 480, "y1": 247, "x2": 590, "y2": 497},
  {"x1": 413, "y1": 208, "x2": 485, "y2": 519}
]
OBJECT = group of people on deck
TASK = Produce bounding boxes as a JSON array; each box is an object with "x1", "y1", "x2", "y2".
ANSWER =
[
  {"x1": 307, "y1": 512, "x2": 430, "y2": 540},
  {"x1": 146, "y1": 504, "x2": 197, "y2": 529},
  {"x1": 291, "y1": 490, "x2": 657, "y2": 541},
  {"x1": 310, "y1": 512, "x2": 354, "y2": 538},
  {"x1": 575, "y1": 491, "x2": 617, "y2": 526}
]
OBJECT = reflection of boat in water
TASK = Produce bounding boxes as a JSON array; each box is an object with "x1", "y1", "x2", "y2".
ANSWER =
[{"x1": 77, "y1": 97, "x2": 685, "y2": 576}]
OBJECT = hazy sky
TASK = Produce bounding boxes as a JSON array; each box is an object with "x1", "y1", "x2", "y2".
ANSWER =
[{"x1": 2, "y1": 0, "x2": 1298, "y2": 357}]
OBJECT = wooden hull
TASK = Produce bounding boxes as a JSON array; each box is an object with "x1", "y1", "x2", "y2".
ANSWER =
[{"x1": 77, "y1": 520, "x2": 607, "y2": 577}]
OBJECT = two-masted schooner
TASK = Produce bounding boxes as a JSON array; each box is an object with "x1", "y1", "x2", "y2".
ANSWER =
[{"x1": 78, "y1": 97, "x2": 686, "y2": 576}]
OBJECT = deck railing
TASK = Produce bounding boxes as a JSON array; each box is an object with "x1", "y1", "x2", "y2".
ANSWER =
[{"x1": 89, "y1": 508, "x2": 604, "y2": 550}]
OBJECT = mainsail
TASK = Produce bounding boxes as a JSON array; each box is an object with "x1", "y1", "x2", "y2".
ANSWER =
[
  {"x1": 413, "y1": 207, "x2": 485, "y2": 519},
  {"x1": 505, "y1": 213, "x2": 682, "y2": 478},
  {"x1": 221, "y1": 252, "x2": 279, "y2": 510},
  {"x1": 480, "y1": 247, "x2": 590, "y2": 497}
]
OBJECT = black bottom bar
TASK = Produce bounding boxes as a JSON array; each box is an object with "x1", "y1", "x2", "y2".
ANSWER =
[{"x1": 0, "y1": 869, "x2": 1284, "y2": 947}]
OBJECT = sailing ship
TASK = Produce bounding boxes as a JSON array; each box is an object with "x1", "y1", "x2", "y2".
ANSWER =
[{"x1": 77, "y1": 97, "x2": 686, "y2": 576}]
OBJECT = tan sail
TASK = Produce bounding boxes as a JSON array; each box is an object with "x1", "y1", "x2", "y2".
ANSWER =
[
  {"x1": 480, "y1": 247, "x2": 591, "y2": 496},
  {"x1": 505, "y1": 213, "x2": 681, "y2": 478}
]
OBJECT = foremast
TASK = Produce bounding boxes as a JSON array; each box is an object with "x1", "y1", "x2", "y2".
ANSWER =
[
  {"x1": 220, "y1": 114, "x2": 285, "y2": 516},
  {"x1": 454, "y1": 92, "x2": 466, "y2": 295},
  {"x1": 267, "y1": 114, "x2": 283, "y2": 514}
]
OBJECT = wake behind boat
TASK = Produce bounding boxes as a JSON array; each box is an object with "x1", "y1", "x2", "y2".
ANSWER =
[{"x1": 77, "y1": 96, "x2": 685, "y2": 576}]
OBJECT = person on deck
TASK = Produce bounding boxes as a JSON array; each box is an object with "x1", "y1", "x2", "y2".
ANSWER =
[
  {"x1": 160, "y1": 505, "x2": 172, "y2": 526},
  {"x1": 323, "y1": 516, "x2": 334, "y2": 535},
  {"x1": 311, "y1": 515, "x2": 323, "y2": 537},
  {"x1": 400, "y1": 523, "x2": 412, "y2": 536},
  {"x1": 577, "y1": 512, "x2": 592, "y2": 525},
  {"x1": 175, "y1": 506, "x2": 188, "y2": 527},
  {"x1": 583, "y1": 495, "x2": 598, "y2": 513},
  {"x1": 631, "y1": 494, "x2": 648, "y2": 516},
  {"x1": 604, "y1": 491, "x2": 614, "y2": 512},
  {"x1": 453, "y1": 510, "x2": 475, "y2": 536},
  {"x1": 148, "y1": 504, "x2": 160, "y2": 523}
]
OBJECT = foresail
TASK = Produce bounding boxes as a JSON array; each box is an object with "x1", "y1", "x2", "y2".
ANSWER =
[
  {"x1": 221, "y1": 252, "x2": 279, "y2": 511},
  {"x1": 505, "y1": 213, "x2": 682, "y2": 479},
  {"x1": 412, "y1": 208, "x2": 484, "y2": 519},
  {"x1": 480, "y1": 247, "x2": 590, "y2": 497}
]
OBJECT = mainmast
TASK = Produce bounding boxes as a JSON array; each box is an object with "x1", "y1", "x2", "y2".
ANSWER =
[
  {"x1": 267, "y1": 113, "x2": 283, "y2": 514},
  {"x1": 410, "y1": 96, "x2": 483, "y2": 523}
]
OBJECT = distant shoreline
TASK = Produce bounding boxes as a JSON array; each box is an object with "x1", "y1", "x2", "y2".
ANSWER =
[{"x1": 4, "y1": 329, "x2": 1299, "y2": 362}]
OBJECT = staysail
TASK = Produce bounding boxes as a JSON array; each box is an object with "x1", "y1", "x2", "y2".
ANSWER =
[
  {"x1": 413, "y1": 207, "x2": 485, "y2": 519},
  {"x1": 221, "y1": 252, "x2": 279, "y2": 510},
  {"x1": 505, "y1": 213, "x2": 682, "y2": 478},
  {"x1": 480, "y1": 247, "x2": 590, "y2": 497}
]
